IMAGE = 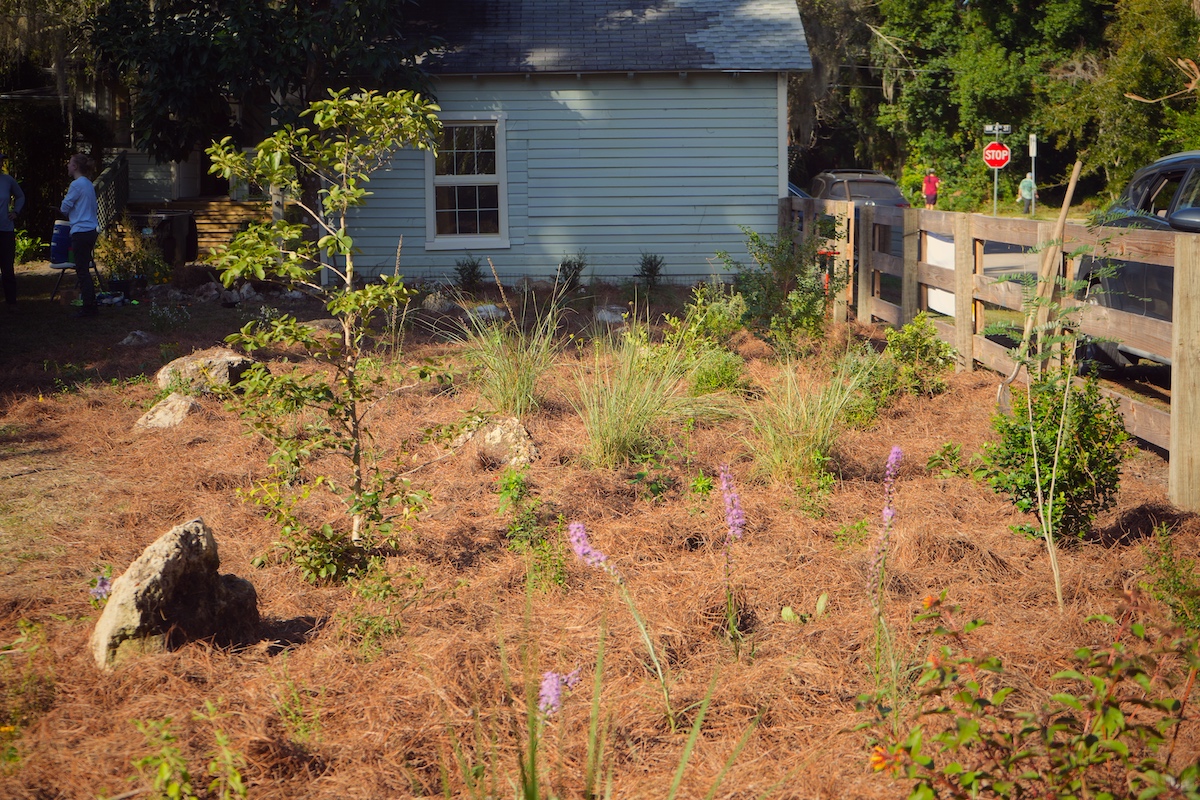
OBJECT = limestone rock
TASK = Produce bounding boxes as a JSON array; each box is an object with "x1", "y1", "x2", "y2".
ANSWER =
[
  {"x1": 594, "y1": 305, "x2": 627, "y2": 325},
  {"x1": 422, "y1": 291, "x2": 455, "y2": 314},
  {"x1": 89, "y1": 519, "x2": 259, "y2": 670},
  {"x1": 136, "y1": 392, "x2": 201, "y2": 429},
  {"x1": 194, "y1": 282, "x2": 222, "y2": 303},
  {"x1": 473, "y1": 417, "x2": 538, "y2": 469},
  {"x1": 155, "y1": 347, "x2": 252, "y2": 393},
  {"x1": 118, "y1": 330, "x2": 154, "y2": 347},
  {"x1": 467, "y1": 303, "x2": 506, "y2": 322},
  {"x1": 238, "y1": 283, "x2": 257, "y2": 301}
]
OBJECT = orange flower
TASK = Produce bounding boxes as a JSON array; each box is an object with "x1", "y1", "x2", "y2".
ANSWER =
[
  {"x1": 869, "y1": 745, "x2": 902, "y2": 774},
  {"x1": 922, "y1": 594, "x2": 939, "y2": 609},
  {"x1": 928, "y1": 650, "x2": 942, "y2": 669}
]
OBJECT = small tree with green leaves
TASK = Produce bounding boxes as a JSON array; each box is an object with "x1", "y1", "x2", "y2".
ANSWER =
[{"x1": 206, "y1": 89, "x2": 441, "y2": 578}]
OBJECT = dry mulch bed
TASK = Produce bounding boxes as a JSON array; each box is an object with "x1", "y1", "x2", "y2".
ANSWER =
[{"x1": 0, "y1": 266, "x2": 1197, "y2": 799}]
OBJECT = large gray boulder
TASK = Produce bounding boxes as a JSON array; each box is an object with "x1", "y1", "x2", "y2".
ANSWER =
[
  {"x1": 89, "y1": 519, "x2": 259, "y2": 670},
  {"x1": 155, "y1": 347, "x2": 252, "y2": 393}
]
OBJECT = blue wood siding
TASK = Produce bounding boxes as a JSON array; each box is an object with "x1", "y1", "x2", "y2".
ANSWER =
[{"x1": 349, "y1": 72, "x2": 783, "y2": 282}]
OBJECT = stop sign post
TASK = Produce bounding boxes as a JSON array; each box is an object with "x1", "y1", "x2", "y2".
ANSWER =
[{"x1": 984, "y1": 140, "x2": 1012, "y2": 215}]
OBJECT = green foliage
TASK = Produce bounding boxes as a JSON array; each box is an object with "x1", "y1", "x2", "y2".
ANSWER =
[
  {"x1": 270, "y1": 662, "x2": 322, "y2": 746},
  {"x1": 458, "y1": 295, "x2": 561, "y2": 418},
  {"x1": 662, "y1": 282, "x2": 747, "y2": 351},
  {"x1": 885, "y1": 312, "x2": 957, "y2": 397},
  {"x1": 13, "y1": 230, "x2": 44, "y2": 265},
  {"x1": 557, "y1": 250, "x2": 587, "y2": 293},
  {"x1": 95, "y1": 218, "x2": 173, "y2": 283},
  {"x1": 718, "y1": 225, "x2": 850, "y2": 353},
  {"x1": 629, "y1": 451, "x2": 677, "y2": 502},
  {"x1": 131, "y1": 718, "x2": 194, "y2": 800},
  {"x1": 147, "y1": 302, "x2": 191, "y2": 333},
  {"x1": 1143, "y1": 525, "x2": 1200, "y2": 635},
  {"x1": 455, "y1": 254, "x2": 484, "y2": 294},
  {"x1": 636, "y1": 251, "x2": 665, "y2": 290},
  {"x1": 982, "y1": 370, "x2": 1128, "y2": 540},
  {"x1": 837, "y1": 344, "x2": 902, "y2": 429},
  {"x1": 209, "y1": 90, "x2": 438, "y2": 566},
  {"x1": 861, "y1": 595, "x2": 1200, "y2": 800},
  {"x1": 192, "y1": 701, "x2": 248, "y2": 800},
  {"x1": 496, "y1": 466, "x2": 530, "y2": 516},
  {"x1": 833, "y1": 518, "x2": 870, "y2": 549},
  {"x1": 746, "y1": 358, "x2": 865, "y2": 488},
  {"x1": 689, "y1": 472, "x2": 715, "y2": 498},
  {"x1": 573, "y1": 329, "x2": 731, "y2": 468},
  {"x1": 495, "y1": 469, "x2": 566, "y2": 592},
  {"x1": 688, "y1": 348, "x2": 745, "y2": 396}
]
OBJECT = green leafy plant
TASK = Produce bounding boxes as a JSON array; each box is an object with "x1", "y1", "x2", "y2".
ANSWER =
[
  {"x1": 717, "y1": 224, "x2": 850, "y2": 353},
  {"x1": 662, "y1": 281, "x2": 747, "y2": 353},
  {"x1": 207, "y1": 89, "x2": 439, "y2": 568},
  {"x1": 455, "y1": 254, "x2": 484, "y2": 293},
  {"x1": 14, "y1": 229, "x2": 44, "y2": 264},
  {"x1": 630, "y1": 451, "x2": 677, "y2": 502},
  {"x1": 495, "y1": 469, "x2": 566, "y2": 591},
  {"x1": 781, "y1": 592, "x2": 828, "y2": 624},
  {"x1": 1143, "y1": 524, "x2": 1200, "y2": 635},
  {"x1": 557, "y1": 250, "x2": 587, "y2": 293},
  {"x1": 131, "y1": 718, "x2": 194, "y2": 800},
  {"x1": 689, "y1": 471, "x2": 715, "y2": 498},
  {"x1": 192, "y1": 701, "x2": 248, "y2": 800},
  {"x1": 95, "y1": 216, "x2": 172, "y2": 283},
  {"x1": 861, "y1": 593, "x2": 1200, "y2": 800},
  {"x1": 688, "y1": 347, "x2": 745, "y2": 396},
  {"x1": 838, "y1": 344, "x2": 902, "y2": 430},
  {"x1": 885, "y1": 311, "x2": 957, "y2": 397},
  {"x1": 983, "y1": 370, "x2": 1128, "y2": 543},
  {"x1": 636, "y1": 251, "x2": 664, "y2": 290},
  {"x1": 833, "y1": 518, "x2": 870, "y2": 549}
]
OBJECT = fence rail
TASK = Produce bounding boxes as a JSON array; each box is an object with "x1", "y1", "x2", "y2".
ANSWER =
[{"x1": 783, "y1": 196, "x2": 1200, "y2": 511}]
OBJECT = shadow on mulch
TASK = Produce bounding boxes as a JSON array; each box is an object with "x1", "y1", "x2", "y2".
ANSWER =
[
  {"x1": 255, "y1": 615, "x2": 327, "y2": 656},
  {"x1": 1090, "y1": 502, "x2": 1194, "y2": 546}
]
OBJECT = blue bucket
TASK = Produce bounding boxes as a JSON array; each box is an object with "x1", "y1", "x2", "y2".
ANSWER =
[{"x1": 50, "y1": 220, "x2": 72, "y2": 265}]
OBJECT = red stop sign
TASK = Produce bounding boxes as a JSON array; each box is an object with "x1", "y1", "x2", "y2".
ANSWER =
[{"x1": 983, "y1": 141, "x2": 1011, "y2": 169}]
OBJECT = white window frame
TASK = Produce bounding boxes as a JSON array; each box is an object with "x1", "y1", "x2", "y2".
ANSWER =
[{"x1": 425, "y1": 112, "x2": 510, "y2": 250}]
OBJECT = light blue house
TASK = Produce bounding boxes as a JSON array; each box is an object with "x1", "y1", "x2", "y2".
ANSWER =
[{"x1": 350, "y1": 0, "x2": 812, "y2": 283}]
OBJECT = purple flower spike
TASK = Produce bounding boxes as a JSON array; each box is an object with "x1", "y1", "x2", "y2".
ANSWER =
[
  {"x1": 568, "y1": 521, "x2": 608, "y2": 568},
  {"x1": 539, "y1": 668, "x2": 581, "y2": 716},
  {"x1": 719, "y1": 465, "x2": 745, "y2": 544},
  {"x1": 90, "y1": 576, "x2": 112, "y2": 601}
]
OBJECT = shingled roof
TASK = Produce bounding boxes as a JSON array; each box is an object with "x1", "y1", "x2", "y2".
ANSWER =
[{"x1": 422, "y1": 0, "x2": 811, "y2": 75}]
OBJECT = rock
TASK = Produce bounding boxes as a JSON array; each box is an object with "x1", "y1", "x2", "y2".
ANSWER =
[
  {"x1": 467, "y1": 303, "x2": 507, "y2": 322},
  {"x1": 118, "y1": 330, "x2": 154, "y2": 347},
  {"x1": 194, "y1": 282, "x2": 222, "y2": 303},
  {"x1": 282, "y1": 289, "x2": 305, "y2": 300},
  {"x1": 464, "y1": 417, "x2": 538, "y2": 469},
  {"x1": 136, "y1": 392, "x2": 201, "y2": 429},
  {"x1": 422, "y1": 291, "x2": 455, "y2": 314},
  {"x1": 219, "y1": 289, "x2": 240, "y2": 305},
  {"x1": 89, "y1": 519, "x2": 259, "y2": 670},
  {"x1": 155, "y1": 347, "x2": 253, "y2": 393},
  {"x1": 238, "y1": 283, "x2": 257, "y2": 301},
  {"x1": 594, "y1": 305, "x2": 627, "y2": 325}
]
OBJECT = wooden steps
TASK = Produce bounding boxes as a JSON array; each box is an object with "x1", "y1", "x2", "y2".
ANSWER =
[{"x1": 126, "y1": 198, "x2": 269, "y2": 257}]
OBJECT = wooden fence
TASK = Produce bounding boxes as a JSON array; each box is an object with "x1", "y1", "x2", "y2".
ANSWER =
[{"x1": 781, "y1": 197, "x2": 1200, "y2": 512}]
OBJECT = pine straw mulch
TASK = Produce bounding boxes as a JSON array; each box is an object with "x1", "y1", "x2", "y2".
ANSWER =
[{"x1": 0, "y1": 296, "x2": 1198, "y2": 800}]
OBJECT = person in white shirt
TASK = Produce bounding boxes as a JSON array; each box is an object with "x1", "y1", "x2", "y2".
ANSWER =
[
  {"x1": 60, "y1": 153, "x2": 100, "y2": 316},
  {"x1": 0, "y1": 151, "x2": 26, "y2": 306}
]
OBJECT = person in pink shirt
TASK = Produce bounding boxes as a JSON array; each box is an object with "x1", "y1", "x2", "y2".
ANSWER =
[{"x1": 922, "y1": 169, "x2": 941, "y2": 209}]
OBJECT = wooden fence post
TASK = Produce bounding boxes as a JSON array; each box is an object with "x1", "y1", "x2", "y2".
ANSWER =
[
  {"x1": 901, "y1": 207, "x2": 920, "y2": 326},
  {"x1": 857, "y1": 205, "x2": 875, "y2": 324},
  {"x1": 1170, "y1": 235, "x2": 1200, "y2": 511},
  {"x1": 953, "y1": 212, "x2": 974, "y2": 372}
]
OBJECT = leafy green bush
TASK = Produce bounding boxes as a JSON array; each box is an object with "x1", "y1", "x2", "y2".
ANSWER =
[
  {"x1": 688, "y1": 347, "x2": 745, "y2": 395},
  {"x1": 1143, "y1": 524, "x2": 1200, "y2": 635},
  {"x1": 885, "y1": 312, "x2": 957, "y2": 396},
  {"x1": 557, "y1": 250, "x2": 587, "y2": 293},
  {"x1": 837, "y1": 344, "x2": 902, "y2": 429},
  {"x1": 717, "y1": 224, "x2": 849, "y2": 352},
  {"x1": 454, "y1": 254, "x2": 483, "y2": 293},
  {"x1": 636, "y1": 251, "x2": 664, "y2": 290},
  {"x1": 982, "y1": 370, "x2": 1128, "y2": 540},
  {"x1": 14, "y1": 229, "x2": 44, "y2": 264},
  {"x1": 861, "y1": 595, "x2": 1200, "y2": 800},
  {"x1": 96, "y1": 217, "x2": 173, "y2": 283}
]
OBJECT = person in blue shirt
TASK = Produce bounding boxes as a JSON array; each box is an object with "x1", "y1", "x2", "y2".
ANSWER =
[
  {"x1": 60, "y1": 153, "x2": 100, "y2": 316},
  {"x1": 0, "y1": 151, "x2": 26, "y2": 307}
]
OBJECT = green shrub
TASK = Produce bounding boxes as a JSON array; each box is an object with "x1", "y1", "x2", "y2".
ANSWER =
[
  {"x1": 837, "y1": 344, "x2": 902, "y2": 429},
  {"x1": 688, "y1": 347, "x2": 745, "y2": 395},
  {"x1": 717, "y1": 224, "x2": 850, "y2": 352},
  {"x1": 636, "y1": 251, "x2": 664, "y2": 290},
  {"x1": 885, "y1": 312, "x2": 957, "y2": 396},
  {"x1": 95, "y1": 216, "x2": 173, "y2": 283},
  {"x1": 455, "y1": 254, "x2": 483, "y2": 293},
  {"x1": 14, "y1": 229, "x2": 44, "y2": 264},
  {"x1": 1143, "y1": 524, "x2": 1200, "y2": 635},
  {"x1": 982, "y1": 370, "x2": 1128, "y2": 540},
  {"x1": 557, "y1": 250, "x2": 587, "y2": 293}
]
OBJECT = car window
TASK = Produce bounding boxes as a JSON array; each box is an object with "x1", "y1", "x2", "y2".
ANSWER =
[
  {"x1": 831, "y1": 180, "x2": 852, "y2": 200},
  {"x1": 848, "y1": 181, "x2": 904, "y2": 201},
  {"x1": 1142, "y1": 170, "x2": 1186, "y2": 217},
  {"x1": 1173, "y1": 169, "x2": 1200, "y2": 212}
]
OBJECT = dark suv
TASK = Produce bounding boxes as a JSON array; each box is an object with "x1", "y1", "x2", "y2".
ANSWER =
[{"x1": 808, "y1": 170, "x2": 910, "y2": 208}]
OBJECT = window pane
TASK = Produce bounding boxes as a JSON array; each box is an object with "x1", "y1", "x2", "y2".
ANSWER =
[
  {"x1": 479, "y1": 210, "x2": 499, "y2": 234},
  {"x1": 456, "y1": 150, "x2": 476, "y2": 175},
  {"x1": 479, "y1": 185, "x2": 499, "y2": 209},
  {"x1": 477, "y1": 151, "x2": 496, "y2": 174},
  {"x1": 477, "y1": 126, "x2": 495, "y2": 151},
  {"x1": 457, "y1": 185, "x2": 479, "y2": 210},
  {"x1": 458, "y1": 210, "x2": 479, "y2": 234},
  {"x1": 436, "y1": 211, "x2": 456, "y2": 235},
  {"x1": 435, "y1": 185, "x2": 455, "y2": 210}
]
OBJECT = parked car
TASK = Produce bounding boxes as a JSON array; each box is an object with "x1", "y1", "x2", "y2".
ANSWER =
[
  {"x1": 787, "y1": 181, "x2": 811, "y2": 199},
  {"x1": 1075, "y1": 152, "x2": 1200, "y2": 369},
  {"x1": 808, "y1": 170, "x2": 910, "y2": 208}
]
